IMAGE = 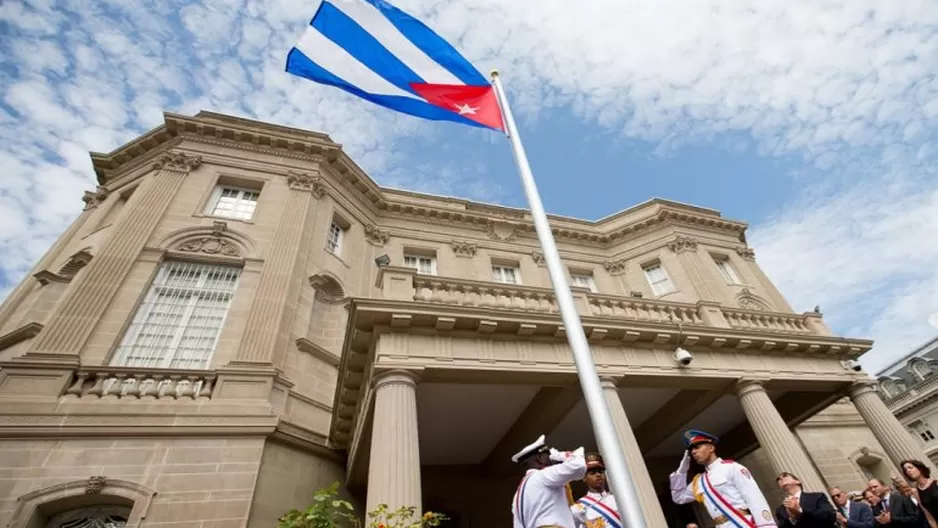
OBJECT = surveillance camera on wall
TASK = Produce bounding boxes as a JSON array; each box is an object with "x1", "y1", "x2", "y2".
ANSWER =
[
  {"x1": 841, "y1": 359, "x2": 863, "y2": 372},
  {"x1": 674, "y1": 347, "x2": 694, "y2": 366}
]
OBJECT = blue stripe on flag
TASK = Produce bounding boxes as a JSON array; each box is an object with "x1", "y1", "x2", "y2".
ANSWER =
[
  {"x1": 361, "y1": 0, "x2": 488, "y2": 86},
  {"x1": 285, "y1": 47, "x2": 487, "y2": 128},
  {"x1": 312, "y1": 2, "x2": 424, "y2": 95}
]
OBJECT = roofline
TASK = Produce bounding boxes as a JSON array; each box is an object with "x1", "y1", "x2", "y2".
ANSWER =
[{"x1": 876, "y1": 335, "x2": 938, "y2": 376}]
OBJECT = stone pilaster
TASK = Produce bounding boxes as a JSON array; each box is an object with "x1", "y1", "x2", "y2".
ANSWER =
[
  {"x1": 736, "y1": 380, "x2": 826, "y2": 492},
  {"x1": 366, "y1": 370, "x2": 422, "y2": 517},
  {"x1": 24, "y1": 152, "x2": 201, "y2": 361},
  {"x1": 601, "y1": 377, "x2": 669, "y2": 528},
  {"x1": 0, "y1": 201, "x2": 95, "y2": 330},
  {"x1": 668, "y1": 236, "x2": 716, "y2": 301},
  {"x1": 232, "y1": 171, "x2": 320, "y2": 366},
  {"x1": 850, "y1": 380, "x2": 935, "y2": 471}
]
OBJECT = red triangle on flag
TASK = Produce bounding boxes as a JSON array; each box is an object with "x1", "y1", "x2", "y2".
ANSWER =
[{"x1": 410, "y1": 83, "x2": 504, "y2": 131}]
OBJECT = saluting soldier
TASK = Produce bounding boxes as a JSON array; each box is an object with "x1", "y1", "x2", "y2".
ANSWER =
[
  {"x1": 512, "y1": 434, "x2": 586, "y2": 528},
  {"x1": 670, "y1": 429, "x2": 777, "y2": 528},
  {"x1": 571, "y1": 453, "x2": 622, "y2": 528}
]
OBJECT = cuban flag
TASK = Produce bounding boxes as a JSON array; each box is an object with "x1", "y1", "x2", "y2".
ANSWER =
[{"x1": 286, "y1": 0, "x2": 505, "y2": 131}]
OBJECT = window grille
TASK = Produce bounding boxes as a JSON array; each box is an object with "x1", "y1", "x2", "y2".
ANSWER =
[
  {"x1": 208, "y1": 187, "x2": 258, "y2": 220},
  {"x1": 46, "y1": 506, "x2": 129, "y2": 528},
  {"x1": 326, "y1": 222, "x2": 343, "y2": 255}
]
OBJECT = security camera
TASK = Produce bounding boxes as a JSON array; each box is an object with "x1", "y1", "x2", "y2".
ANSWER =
[
  {"x1": 841, "y1": 360, "x2": 863, "y2": 372},
  {"x1": 674, "y1": 347, "x2": 694, "y2": 366}
]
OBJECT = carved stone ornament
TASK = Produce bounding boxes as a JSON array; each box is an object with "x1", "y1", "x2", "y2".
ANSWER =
[
  {"x1": 735, "y1": 246, "x2": 756, "y2": 260},
  {"x1": 603, "y1": 259, "x2": 627, "y2": 276},
  {"x1": 531, "y1": 251, "x2": 546, "y2": 266},
  {"x1": 364, "y1": 224, "x2": 390, "y2": 246},
  {"x1": 287, "y1": 171, "x2": 327, "y2": 197},
  {"x1": 152, "y1": 152, "x2": 202, "y2": 172},
  {"x1": 450, "y1": 240, "x2": 477, "y2": 257},
  {"x1": 485, "y1": 219, "x2": 521, "y2": 242},
  {"x1": 736, "y1": 288, "x2": 769, "y2": 311},
  {"x1": 85, "y1": 476, "x2": 107, "y2": 494},
  {"x1": 81, "y1": 186, "x2": 109, "y2": 210},
  {"x1": 667, "y1": 235, "x2": 699, "y2": 253},
  {"x1": 178, "y1": 237, "x2": 241, "y2": 257}
]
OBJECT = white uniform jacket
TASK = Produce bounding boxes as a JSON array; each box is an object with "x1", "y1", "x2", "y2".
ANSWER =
[
  {"x1": 670, "y1": 458, "x2": 776, "y2": 528},
  {"x1": 571, "y1": 490, "x2": 621, "y2": 528},
  {"x1": 512, "y1": 453, "x2": 587, "y2": 528}
]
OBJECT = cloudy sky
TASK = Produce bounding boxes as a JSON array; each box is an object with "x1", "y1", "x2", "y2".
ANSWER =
[{"x1": 1, "y1": 0, "x2": 936, "y2": 372}]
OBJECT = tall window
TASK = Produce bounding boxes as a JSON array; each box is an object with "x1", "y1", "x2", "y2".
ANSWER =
[
  {"x1": 326, "y1": 222, "x2": 345, "y2": 255},
  {"x1": 404, "y1": 254, "x2": 437, "y2": 275},
  {"x1": 643, "y1": 263, "x2": 676, "y2": 296},
  {"x1": 570, "y1": 273, "x2": 596, "y2": 292},
  {"x1": 113, "y1": 261, "x2": 240, "y2": 369},
  {"x1": 714, "y1": 258, "x2": 742, "y2": 285},
  {"x1": 206, "y1": 187, "x2": 258, "y2": 220},
  {"x1": 492, "y1": 265, "x2": 520, "y2": 284},
  {"x1": 912, "y1": 422, "x2": 936, "y2": 442}
]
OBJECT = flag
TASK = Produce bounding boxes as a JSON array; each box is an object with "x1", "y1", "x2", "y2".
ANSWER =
[{"x1": 286, "y1": 0, "x2": 504, "y2": 131}]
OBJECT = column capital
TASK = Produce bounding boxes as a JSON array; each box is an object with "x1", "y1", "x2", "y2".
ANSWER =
[
  {"x1": 152, "y1": 151, "x2": 202, "y2": 172},
  {"x1": 735, "y1": 378, "x2": 766, "y2": 396},
  {"x1": 287, "y1": 171, "x2": 327, "y2": 196},
  {"x1": 372, "y1": 369, "x2": 421, "y2": 390},
  {"x1": 600, "y1": 376, "x2": 622, "y2": 390},
  {"x1": 848, "y1": 379, "x2": 878, "y2": 398}
]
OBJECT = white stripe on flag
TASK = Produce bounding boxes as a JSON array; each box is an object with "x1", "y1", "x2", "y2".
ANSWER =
[
  {"x1": 329, "y1": 0, "x2": 463, "y2": 86},
  {"x1": 295, "y1": 26, "x2": 419, "y2": 99}
]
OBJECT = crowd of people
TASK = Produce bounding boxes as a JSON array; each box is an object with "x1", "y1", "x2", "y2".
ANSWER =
[{"x1": 509, "y1": 429, "x2": 938, "y2": 528}]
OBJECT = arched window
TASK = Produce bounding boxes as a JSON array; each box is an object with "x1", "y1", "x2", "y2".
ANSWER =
[
  {"x1": 46, "y1": 506, "x2": 130, "y2": 528},
  {"x1": 880, "y1": 379, "x2": 898, "y2": 398},
  {"x1": 911, "y1": 359, "x2": 933, "y2": 381}
]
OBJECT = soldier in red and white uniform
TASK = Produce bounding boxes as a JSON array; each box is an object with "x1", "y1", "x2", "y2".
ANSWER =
[
  {"x1": 671, "y1": 429, "x2": 777, "y2": 528},
  {"x1": 571, "y1": 453, "x2": 622, "y2": 528},
  {"x1": 512, "y1": 434, "x2": 586, "y2": 528}
]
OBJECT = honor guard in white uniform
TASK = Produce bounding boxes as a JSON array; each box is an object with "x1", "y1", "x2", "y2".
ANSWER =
[
  {"x1": 512, "y1": 434, "x2": 587, "y2": 528},
  {"x1": 571, "y1": 453, "x2": 622, "y2": 528},
  {"x1": 670, "y1": 429, "x2": 777, "y2": 528}
]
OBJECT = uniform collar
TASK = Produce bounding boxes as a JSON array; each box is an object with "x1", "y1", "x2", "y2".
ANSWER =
[
  {"x1": 705, "y1": 457, "x2": 724, "y2": 471},
  {"x1": 586, "y1": 490, "x2": 608, "y2": 499}
]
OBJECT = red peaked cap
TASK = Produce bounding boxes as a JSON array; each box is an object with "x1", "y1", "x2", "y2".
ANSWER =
[
  {"x1": 684, "y1": 429, "x2": 719, "y2": 449},
  {"x1": 586, "y1": 453, "x2": 605, "y2": 469}
]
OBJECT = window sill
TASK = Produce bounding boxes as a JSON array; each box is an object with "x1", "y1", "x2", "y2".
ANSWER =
[
  {"x1": 192, "y1": 213, "x2": 255, "y2": 225},
  {"x1": 325, "y1": 248, "x2": 351, "y2": 268}
]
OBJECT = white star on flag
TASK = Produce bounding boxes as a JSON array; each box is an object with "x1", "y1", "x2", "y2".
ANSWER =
[{"x1": 454, "y1": 103, "x2": 478, "y2": 115}]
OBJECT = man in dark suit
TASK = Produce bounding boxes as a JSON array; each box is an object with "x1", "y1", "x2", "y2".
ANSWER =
[
  {"x1": 867, "y1": 478, "x2": 924, "y2": 528},
  {"x1": 775, "y1": 472, "x2": 837, "y2": 528},
  {"x1": 829, "y1": 486, "x2": 874, "y2": 528}
]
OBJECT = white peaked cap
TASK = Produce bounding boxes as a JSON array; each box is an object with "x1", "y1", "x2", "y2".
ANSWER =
[{"x1": 511, "y1": 434, "x2": 547, "y2": 463}]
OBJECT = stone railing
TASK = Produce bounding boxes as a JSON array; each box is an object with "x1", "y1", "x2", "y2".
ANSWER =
[
  {"x1": 413, "y1": 276, "x2": 558, "y2": 313},
  {"x1": 63, "y1": 366, "x2": 217, "y2": 400},
  {"x1": 585, "y1": 293, "x2": 703, "y2": 324},
  {"x1": 884, "y1": 374, "x2": 938, "y2": 411},
  {"x1": 720, "y1": 308, "x2": 812, "y2": 334}
]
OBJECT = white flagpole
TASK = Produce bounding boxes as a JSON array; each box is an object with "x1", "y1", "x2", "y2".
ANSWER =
[{"x1": 489, "y1": 70, "x2": 648, "y2": 528}]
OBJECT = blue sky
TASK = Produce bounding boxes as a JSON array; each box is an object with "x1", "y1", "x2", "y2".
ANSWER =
[{"x1": 1, "y1": 0, "x2": 937, "y2": 372}]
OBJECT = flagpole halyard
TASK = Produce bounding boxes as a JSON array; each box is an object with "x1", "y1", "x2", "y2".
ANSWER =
[{"x1": 489, "y1": 70, "x2": 648, "y2": 528}]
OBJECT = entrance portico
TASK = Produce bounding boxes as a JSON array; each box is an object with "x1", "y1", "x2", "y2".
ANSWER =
[{"x1": 330, "y1": 268, "x2": 919, "y2": 527}]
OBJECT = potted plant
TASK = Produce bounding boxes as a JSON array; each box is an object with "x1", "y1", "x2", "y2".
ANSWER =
[{"x1": 278, "y1": 482, "x2": 449, "y2": 528}]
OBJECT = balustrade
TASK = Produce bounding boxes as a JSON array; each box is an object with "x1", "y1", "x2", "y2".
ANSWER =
[
  {"x1": 586, "y1": 294, "x2": 703, "y2": 324},
  {"x1": 721, "y1": 308, "x2": 812, "y2": 334},
  {"x1": 413, "y1": 276, "x2": 558, "y2": 313},
  {"x1": 62, "y1": 366, "x2": 216, "y2": 400}
]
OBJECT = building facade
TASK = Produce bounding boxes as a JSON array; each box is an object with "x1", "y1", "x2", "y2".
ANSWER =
[{"x1": 0, "y1": 111, "x2": 929, "y2": 528}]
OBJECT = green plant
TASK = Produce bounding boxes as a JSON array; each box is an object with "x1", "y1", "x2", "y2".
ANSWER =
[
  {"x1": 366, "y1": 504, "x2": 448, "y2": 528},
  {"x1": 278, "y1": 482, "x2": 360, "y2": 528}
]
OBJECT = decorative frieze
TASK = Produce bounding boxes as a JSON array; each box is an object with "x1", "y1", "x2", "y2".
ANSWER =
[
  {"x1": 735, "y1": 246, "x2": 756, "y2": 260},
  {"x1": 531, "y1": 251, "x2": 546, "y2": 266},
  {"x1": 365, "y1": 224, "x2": 390, "y2": 246},
  {"x1": 287, "y1": 171, "x2": 327, "y2": 197},
  {"x1": 485, "y1": 219, "x2": 521, "y2": 242},
  {"x1": 450, "y1": 240, "x2": 477, "y2": 257},
  {"x1": 667, "y1": 235, "x2": 698, "y2": 253},
  {"x1": 177, "y1": 237, "x2": 240, "y2": 257},
  {"x1": 151, "y1": 152, "x2": 202, "y2": 172},
  {"x1": 735, "y1": 288, "x2": 769, "y2": 312},
  {"x1": 603, "y1": 259, "x2": 627, "y2": 276},
  {"x1": 81, "y1": 187, "x2": 109, "y2": 210}
]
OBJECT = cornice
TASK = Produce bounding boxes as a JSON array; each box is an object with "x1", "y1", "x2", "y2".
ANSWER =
[{"x1": 0, "y1": 322, "x2": 43, "y2": 352}]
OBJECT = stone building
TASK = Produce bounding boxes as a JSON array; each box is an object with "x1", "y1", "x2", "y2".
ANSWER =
[{"x1": 0, "y1": 111, "x2": 929, "y2": 528}]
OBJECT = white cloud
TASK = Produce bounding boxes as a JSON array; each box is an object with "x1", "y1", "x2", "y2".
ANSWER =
[{"x1": 0, "y1": 0, "x2": 936, "y2": 369}]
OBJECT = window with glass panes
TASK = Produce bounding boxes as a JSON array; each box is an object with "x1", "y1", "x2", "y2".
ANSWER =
[
  {"x1": 207, "y1": 187, "x2": 258, "y2": 220},
  {"x1": 326, "y1": 222, "x2": 344, "y2": 255},
  {"x1": 404, "y1": 255, "x2": 436, "y2": 275},
  {"x1": 643, "y1": 263, "x2": 675, "y2": 295},
  {"x1": 714, "y1": 258, "x2": 742, "y2": 284},
  {"x1": 570, "y1": 273, "x2": 596, "y2": 292},
  {"x1": 492, "y1": 265, "x2": 520, "y2": 284},
  {"x1": 112, "y1": 261, "x2": 240, "y2": 369}
]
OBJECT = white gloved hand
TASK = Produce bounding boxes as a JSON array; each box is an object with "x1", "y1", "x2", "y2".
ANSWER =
[
  {"x1": 549, "y1": 447, "x2": 584, "y2": 462},
  {"x1": 677, "y1": 450, "x2": 692, "y2": 473}
]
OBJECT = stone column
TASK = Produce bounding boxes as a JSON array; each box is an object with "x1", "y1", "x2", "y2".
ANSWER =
[
  {"x1": 668, "y1": 236, "x2": 717, "y2": 301},
  {"x1": 366, "y1": 370, "x2": 422, "y2": 517},
  {"x1": 0, "y1": 190, "x2": 101, "y2": 330},
  {"x1": 601, "y1": 377, "x2": 669, "y2": 528},
  {"x1": 232, "y1": 171, "x2": 322, "y2": 366},
  {"x1": 25, "y1": 152, "x2": 201, "y2": 361},
  {"x1": 850, "y1": 380, "x2": 935, "y2": 471},
  {"x1": 736, "y1": 380, "x2": 827, "y2": 492}
]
